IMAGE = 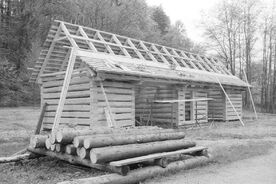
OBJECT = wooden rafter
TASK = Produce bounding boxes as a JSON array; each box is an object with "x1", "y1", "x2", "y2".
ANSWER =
[
  {"x1": 35, "y1": 24, "x2": 62, "y2": 82},
  {"x1": 31, "y1": 20, "x2": 236, "y2": 83}
]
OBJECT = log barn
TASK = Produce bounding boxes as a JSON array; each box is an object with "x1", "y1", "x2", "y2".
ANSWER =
[{"x1": 29, "y1": 20, "x2": 248, "y2": 131}]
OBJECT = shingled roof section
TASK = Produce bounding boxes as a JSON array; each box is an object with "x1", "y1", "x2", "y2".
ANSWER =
[{"x1": 29, "y1": 20, "x2": 247, "y2": 87}]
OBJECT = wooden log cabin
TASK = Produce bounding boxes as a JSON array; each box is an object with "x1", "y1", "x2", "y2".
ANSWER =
[{"x1": 29, "y1": 20, "x2": 248, "y2": 131}]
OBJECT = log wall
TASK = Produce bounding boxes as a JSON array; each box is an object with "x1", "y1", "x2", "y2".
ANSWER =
[
  {"x1": 40, "y1": 71, "x2": 135, "y2": 130},
  {"x1": 208, "y1": 89, "x2": 225, "y2": 120},
  {"x1": 208, "y1": 89, "x2": 242, "y2": 121},
  {"x1": 225, "y1": 89, "x2": 242, "y2": 121},
  {"x1": 193, "y1": 90, "x2": 208, "y2": 123},
  {"x1": 135, "y1": 85, "x2": 177, "y2": 126},
  {"x1": 135, "y1": 86, "x2": 208, "y2": 126},
  {"x1": 92, "y1": 81, "x2": 135, "y2": 127},
  {"x1": 41, "y1": 71, "x2": 91, "y2": 130}
]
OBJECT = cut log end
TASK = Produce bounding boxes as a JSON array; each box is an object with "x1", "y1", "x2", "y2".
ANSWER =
[
  {"x1": 29, "y1": 135, "x2": 47, "y2": 149},
  {"x1": 79, "y1": 147, "x2": 89, "y2": 159},
  {"x1": 83, "y1": 139, "x2": 91, "y2": 149},
  {"x1": 90, "y1": 151, "x2": 97, "y2": 164},
  {"x1": 49, "y1": 134, "x2": 56, "y2": 144},
  {"x1": 73, "y1": 137, "x2": 83, "y2": 148},
  {"x1": 50, "y1": 144, "x2": 56, "y2": 151},
  {"x1": 45, "y1": 138, "x2": 52, "y2": 150},
  {"x1": 56, "y1": 131, "x2": 63, "y2": 143},
  {"x1": 154, "y1": 158, "x2": 168, "y2": 168}
]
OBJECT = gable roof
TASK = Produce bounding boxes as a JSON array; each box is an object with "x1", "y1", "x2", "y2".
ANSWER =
[{"x1": 30, "y1": 20, "x2": 248, "y2": 87}]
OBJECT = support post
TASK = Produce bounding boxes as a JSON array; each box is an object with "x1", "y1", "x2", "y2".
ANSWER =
[
  {"x1": 243, "y1": 69, "x2": 258, "y2": 119},
  {"x1": 100, "y1": 81, "x2": 115, "y2": 127},
  {"x1": 35, "y1": 103, "x2": 48, "y2": 135},
  {"x1": 51, "y1": 48, "x2": 77, "y2": 136},
  {"x1": 216, "y1": 77, "x2": 245, "y2": 126}
]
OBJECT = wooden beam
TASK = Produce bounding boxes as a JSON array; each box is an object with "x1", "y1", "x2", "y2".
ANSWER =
[
  {"x1": 34, "y1": 103, "x2": 48, "y2": 135},
  {"x1": 96, "y1": 31, "x2": 115, "y2": 55},
  {"x1": 100, "y1": 81, "x2": 116, "y2": 127},
  {"x1": 109, "y1": 146, "x2": 207, "y2": 167},
  {"x1": 59, "y1": 48, "x2": 71, "y2": 71},
  {"x1": 36, "y1": 25, "x2": 62, "y2": 82},
  {"x1": 216, "y1": 77, "x2": 244, "y2": 126},
  {"x1": 78, "y1": 26, "x2": 97, "y2": 52},
  {"x1": 60, "y1": 22, "x2": 79, "y2": 48},
  {"x1": 243, "y1": 69, "x2": 257, "y2": 119},
  {"x1": 154, "y1": 98, "x2": 213, "y2": 103},
  {"x1": 51, "y1": 48, "x2": 77, "y2": 135},
  {"x1": 111, "y1": 35, "x2": 132, "y2": 58}
]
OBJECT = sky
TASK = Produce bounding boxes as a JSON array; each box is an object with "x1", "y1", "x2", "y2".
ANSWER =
[
  {"x1": 146, "y1": 0, "x2": 220, "y2": 43},
  {"x1": 146, "y1": 0, "x2": 275, "y2": 45}
]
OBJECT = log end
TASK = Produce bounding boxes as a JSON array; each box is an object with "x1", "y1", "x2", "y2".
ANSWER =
[
  {"x1": 89, "y1": 151, "x2": 97, "y2": 164},
  {"x1": 45, "y1": 138, "x2": 52, "y2": 150},
  {"x1": 56, "y1": 131, "x2": 63, "y2": 143},
  {"x1": 83, "y1": 139, "x2": 91, "y2": 149},
  {"x1": 50, "y1": 144, "x2": 56, "y2": 151},
  {"x1": 79, "y1": 147, "x2": 89, "y2": 159}
]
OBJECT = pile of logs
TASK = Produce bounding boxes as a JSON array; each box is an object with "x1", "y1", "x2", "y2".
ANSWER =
[{"x1": 28, "y1": 126, "x2": 207, "y2": 176}]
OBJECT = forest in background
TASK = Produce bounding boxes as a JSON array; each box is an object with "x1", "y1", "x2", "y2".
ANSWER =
[
  {"x1": 0, "y1": 0, "x2": 275, "y2": 113},
  {"x1": 0, "y1": 0, "x2": 203, "y2": 107}
]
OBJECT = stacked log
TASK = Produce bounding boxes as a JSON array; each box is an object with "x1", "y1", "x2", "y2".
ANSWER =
[{"x1": 28, "y1": 127, "x2": 207, "y2": 176}]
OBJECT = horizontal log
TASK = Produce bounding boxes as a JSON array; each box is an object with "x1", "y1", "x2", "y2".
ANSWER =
[
  {"x1": 27, "y1": 148, "x2": 128, "y2": 175},
  {"x1": 56, "y1": 126, "x2": 162, "y2": 144},
  {"x1": 109, "y1": 146, "x2": 207, "y2": 167},
  {"x1": 83, "y1": 131, "x2": 186, "y2": 149},
  {"x1": 57, "y1": 156, "x2": 210, "y2": 184},
  {"x1": 90, "y1": 139, "x2": 196, "y2": 164},
  {"x1": 73, "y1": 129, "x2": 179, "y2": 147}
]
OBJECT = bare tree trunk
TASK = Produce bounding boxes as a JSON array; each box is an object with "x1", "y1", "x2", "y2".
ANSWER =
[
  {"x1": 267, "y1": 29, "x2": 273, "y2": 112},
  {"x1": 273, "y1": 41, "x2": 276, "y2": 113},
  {"x1": 261, "y1": 25, "x2": 268, "y2": 112}
]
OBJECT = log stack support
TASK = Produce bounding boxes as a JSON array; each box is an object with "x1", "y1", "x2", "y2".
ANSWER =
[{"x1": 27, "y1": 127, "x2": 209, "y2": 177}]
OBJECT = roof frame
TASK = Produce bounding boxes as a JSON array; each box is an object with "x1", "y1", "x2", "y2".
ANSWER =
[{"x1": 30, "y1": 20, "x2": 234, "y2": 82}]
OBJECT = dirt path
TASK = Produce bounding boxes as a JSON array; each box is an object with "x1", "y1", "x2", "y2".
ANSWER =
[{"x1": 146, "y1": 145, "x2": 276, "y2": 184}]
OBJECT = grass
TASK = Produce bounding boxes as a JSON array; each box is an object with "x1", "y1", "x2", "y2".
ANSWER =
[
  {"x1": 210, "y1": 140, "x2": 275, "y2": 164},
  {"x1": 0, "y1": 107, "x2": 276, "y2": 184}
]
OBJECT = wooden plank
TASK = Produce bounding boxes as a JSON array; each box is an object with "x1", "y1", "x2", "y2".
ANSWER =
[
  {"x1": 43, "y1": 117, "x2": 91, "y2": 125},
  {"x1": 100, "y1": 81, "x2": 116, "y2": 127},
  {"x1": 45, "y1": 111, "x2": 90, "y2": 118},
  {"x1": 43, "y1": 77, "x2": 90, "y2": 88},
  {"x1": 43, "y1": 83, "x2": 90, "y2": 93},
  {"x1": 216, "y1": 77, "x2": 244, "y2": 126},
  {"x1": 109, "y1": 146, "x2": 207, "y2": 167},
  {"x1": 47, "y1": 104, "x2": 90, "y2": 111},
  {"x1": 43, "y1": 90, "x2": 90, "y2": 99},
  {"x1": 45, "y1": 98, "x2": 90, "y2": 105},
  {"x1": 155, "y1": 98, "x2": 213, "y2": 103},
  {"x1": 51, "y1": 47, "x2": 77, "y2": 135}
]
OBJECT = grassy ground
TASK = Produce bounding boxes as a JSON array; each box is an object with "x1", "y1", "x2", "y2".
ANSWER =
[{"x1": 0, "y1": 107, "x2": 276, "y2": 183}]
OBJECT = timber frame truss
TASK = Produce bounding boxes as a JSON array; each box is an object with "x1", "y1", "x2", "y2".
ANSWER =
[{"x1": 30, "y1": 20, "x2": 232, "y2": 83}]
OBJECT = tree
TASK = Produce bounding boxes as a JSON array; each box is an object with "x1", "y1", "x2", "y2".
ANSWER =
[
  {"x1": 151, "y1": 5, "x2": 170, "y2": 35},
  {"x1": 202, "y1": 0, "x2": 243, "y2": 74}
]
